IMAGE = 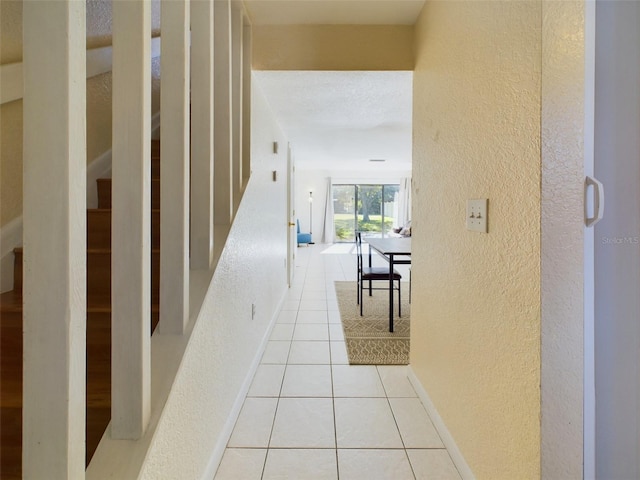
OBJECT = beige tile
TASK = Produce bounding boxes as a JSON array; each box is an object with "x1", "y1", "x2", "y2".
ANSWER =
[
  {"x1": 281, "y1": 299, "x2": 300, "y2": 311},
  {"x1": 218, "y1": 248, "x2": 466, "y2": 480},
  {"x1": 337, "y1": 449, "x2": 414, "y2": 480},
  {"x1": 270, "y1": 324, "x2": 295, "y2": 341},
  {"x1": 263, "y1": 449, "x2": 338, "y2": 480},
  {"x1": 303, "y1": 281, "x2": 326, "y2": 290},
  {"x1": 214, "y1": 448, "x2": 266, "y2": 480},
  {"x1": 407, "y1": 449, "x2": 462, "y2": 480},
  {"x1": 296, "y1": 310, "x2": 328, "y2": 324},
  {"x1": 270, "y1": 398, "x2": 336, "y2": 448},
  {"x1": 301, "y1": 290, "x2": 327, "y2": 300},
  {"x1": 247, "y1": 364, "x2": 285, "y2": 397},
  {"x1": 288, "y1": 341, "x2": 331, "y2": 364},
  {"x1": 328, "y1": 323, "x2": 345, "y2": 341},
  {"x1": 293, "y1": 323, "x2": 329, "y2": 341},
  {"x1": 299, "y1": 299, "x2": 328, "y2": 311},
  {"x1": 281, "y1": 364, "x2": 332, "y2": 397},
  {"x1": 377, "y1": 365, "x2": 417, "y2": 398},
  {"x1": 261, "y1": 341, "x2": 291, "y2": 364},
  {"x1": 334, "y1": 398, "x2": 403, "y2": 448},
  {"x1": 328, "y1": 310, "x2": 342, "y2": 324},
  {"x1": 389, "y1": 398, "x2": 444, "y2": 448},
  {"x1": 276, "y1": 310, "x2": 298, "y2": 324},
  {"x1": 286, "y1": 287, "x2": 303, "y2": 299},
  {"x1": 228, "y1": 398, "x2": 278, "y2": 447},
  {"x1": 329, "y1": 341, "x2": 349, "y2": 365},
  {"x1": 332, "y1": 365, "x2": 386, "y2": 397}
]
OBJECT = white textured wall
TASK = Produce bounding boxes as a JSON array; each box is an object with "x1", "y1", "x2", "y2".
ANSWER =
[
  {"x1": 411, "y1": 2, "x2": 542, "y2": 478},
  {"x1": 540, "y1": 1, "x2": 585, "y2": 477},
  {"x1": 137, "y1": 81, "x2": 289, "y2": 479},
  {"x1": 87, "y1": 79, "x2": 289, "y2": 479}
]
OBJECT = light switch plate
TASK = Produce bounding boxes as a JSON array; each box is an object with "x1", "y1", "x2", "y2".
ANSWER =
[{"x1": 467, "y1": 199, "x2": 488, "y2": 233}]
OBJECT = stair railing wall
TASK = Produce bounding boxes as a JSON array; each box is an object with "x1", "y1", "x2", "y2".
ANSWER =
[
  {"x1": 13, "y1": 0, "x2": 255, "y2": 476},
  {"x1": 0, "y1": 41, "x2": 162, "y2": 295}
]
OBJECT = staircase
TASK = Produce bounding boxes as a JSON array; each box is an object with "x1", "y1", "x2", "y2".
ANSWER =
[{"x1": 0, "y1": 140, "x2": 162, "y2": 479}]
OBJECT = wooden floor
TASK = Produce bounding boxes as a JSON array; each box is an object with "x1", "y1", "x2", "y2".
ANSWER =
[{"x1": 0, "y1": 140, "x2": 161, "y2": 478}]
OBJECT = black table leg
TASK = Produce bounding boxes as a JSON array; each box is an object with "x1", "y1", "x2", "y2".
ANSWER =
[{"x1": 389, "y1": 254, "x2": 394, "y2": 332}]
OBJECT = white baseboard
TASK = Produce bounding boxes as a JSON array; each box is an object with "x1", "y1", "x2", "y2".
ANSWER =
[
  {"x1": 201, "y1": 289, "x2": 288, "y2": 480},
  {"x1": 407, "y1": 367, "x2": 476, "y2": 480}
]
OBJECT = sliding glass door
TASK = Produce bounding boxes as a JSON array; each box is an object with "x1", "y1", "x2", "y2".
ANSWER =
[
  {"x1": 333, "y1": 183, "x2": 400, "y2": 242},
  {"x1": 333, "y1": 185, "x2": 357, "y2": 242}
]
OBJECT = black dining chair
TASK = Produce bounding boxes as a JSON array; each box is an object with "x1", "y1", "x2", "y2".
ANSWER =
[{"x1": 355, "y1": 232, "x2": 402, "y2": 317}]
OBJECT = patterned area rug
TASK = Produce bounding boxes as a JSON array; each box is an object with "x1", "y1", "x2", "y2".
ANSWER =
[{"x1": 334, "y1": 281, "x2": 410, "y2": 365}]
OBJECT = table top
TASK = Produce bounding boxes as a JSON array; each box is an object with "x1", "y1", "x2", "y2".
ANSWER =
[{"x1": 366, "y1": 236, "x2": 412, "y2": 256}]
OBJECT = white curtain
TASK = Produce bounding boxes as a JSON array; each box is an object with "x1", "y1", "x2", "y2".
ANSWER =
[
  {"x1": 397, "y1": 177, "x2": 412, "y2": 228},
  {"x1": 322, "y1": 178, "x2": 334, "y2": 243}
]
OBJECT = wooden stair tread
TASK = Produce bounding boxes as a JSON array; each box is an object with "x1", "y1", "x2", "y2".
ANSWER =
[
  {"x1": 0, "y1": 290, "x2": 22, "y2": 314},
  {"x1": 87, "y1": 248, "x2": 161, "y2": 254},
  {"x1": 2, "y1": 140, "x2": 164, "y2": 477},
  {"x1": 88, "y1": 301, "x2": 160, "y2": 312},
  {"x1": 87, "y1": 208, "x2": 161, "y2": 213},
  {"x1": 0, "y1": 389, "x2": 23, "y2": 408}
]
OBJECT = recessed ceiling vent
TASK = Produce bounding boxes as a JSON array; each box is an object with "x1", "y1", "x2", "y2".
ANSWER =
[{"x1": 369, "y1": 159, "x2": 386, "y2": 162}]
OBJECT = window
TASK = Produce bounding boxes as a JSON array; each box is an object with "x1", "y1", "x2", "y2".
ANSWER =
[{"x1": 333, "y1": 184, "x2": 400, "y2": 242}]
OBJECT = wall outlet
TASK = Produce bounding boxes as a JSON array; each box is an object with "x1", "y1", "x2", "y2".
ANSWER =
[
  {"x1": 467, "y1": 199, "x2": 488, "y2": 233},
  {"x1": 251, "y1": 303, "x2": 256, "y2": 320}
]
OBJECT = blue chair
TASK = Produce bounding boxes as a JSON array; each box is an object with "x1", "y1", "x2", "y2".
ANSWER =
[{"x1": 297, "y1": 220, "x2": 312, "y2": 246}]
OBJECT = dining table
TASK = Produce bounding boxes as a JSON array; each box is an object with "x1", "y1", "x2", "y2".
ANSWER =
[{"x1": 365, "y1": 236, "x2": 411, "y2": 332}]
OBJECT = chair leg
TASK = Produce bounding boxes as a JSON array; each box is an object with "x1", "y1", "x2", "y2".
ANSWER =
[
  {"x1": 398, "y1": 280, "x2": 401, "y2": 317},
  {"x1": 360, "y1": 282, "x2": 364, "y2": 316},
  {"x1": 368, "y1": 279, "x2": 372, "y2": 297}
]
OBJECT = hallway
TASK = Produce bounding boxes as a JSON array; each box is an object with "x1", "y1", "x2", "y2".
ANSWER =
[{"x1": 214, "y1": 244, "x2": 461, "y2": 479}]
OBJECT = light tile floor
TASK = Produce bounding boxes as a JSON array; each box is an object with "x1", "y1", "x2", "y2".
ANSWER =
[{"x1": 214, "y1": 244, "x2": 462, "y2": 480}]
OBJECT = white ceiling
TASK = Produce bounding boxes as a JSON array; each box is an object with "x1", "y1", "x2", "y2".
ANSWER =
[
  {"x1": 246, "y1": 1, "x2": 423, "y2": 172},
  {"x1": 254, "y1": 71, "x2": 413, "y2": 171}
]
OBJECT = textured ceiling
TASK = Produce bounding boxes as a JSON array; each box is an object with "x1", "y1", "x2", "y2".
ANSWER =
[
  {"x1": 246, "y1": 0, "x2": 423, "y2": 172},
  {"x1": 254, "y1": 71, "x2": 413, "y2": 171}
]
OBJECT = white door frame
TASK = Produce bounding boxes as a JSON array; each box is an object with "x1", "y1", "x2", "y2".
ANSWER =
[{"x1": 286, "y1": 143, "x2": 296, "y2": 287}]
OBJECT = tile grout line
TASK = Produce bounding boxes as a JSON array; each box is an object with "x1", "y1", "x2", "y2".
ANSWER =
[
  {"x1": 260, "y1": 283, "x2": 299, "y2": 479},
  {"x1": 380, "y1": 369, "x2": 417, "y2": 480},
  {"x1": 219, "y1": 246, "x2": 460, "y2": 479},
  {"x1": 327, "y1": 271, "x2": 341, "y2": 480}
]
